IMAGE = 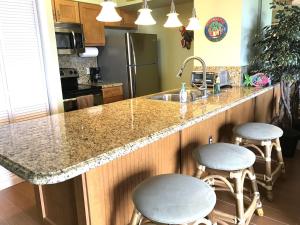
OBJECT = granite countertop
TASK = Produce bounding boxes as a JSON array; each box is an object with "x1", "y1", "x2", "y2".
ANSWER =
[
  {"x1": 0, "y1": 86, "x2": 274, "y2": 185},
  {"x1": 81, "y1": 82, "x2": 123, "y2": 88}
]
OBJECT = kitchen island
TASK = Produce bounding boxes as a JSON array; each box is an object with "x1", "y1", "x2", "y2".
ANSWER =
[{"x1": 0, "y1": 85, "x2": 280, "y2": 225}]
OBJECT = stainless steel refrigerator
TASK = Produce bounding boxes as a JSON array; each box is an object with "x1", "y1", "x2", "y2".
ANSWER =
[{"x1": 98, "y1": 30, "x2": 161, "y2": 98}]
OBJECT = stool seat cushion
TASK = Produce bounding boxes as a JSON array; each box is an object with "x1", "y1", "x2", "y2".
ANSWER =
[
  {"x1": 234, "y1": 122, "x2": 283, "y2": 141},
  {"x1": 132, "y1": 174, "x2": 216, "y2": 225},
  {"x1": 193, "y1": 143, "x2": 256, "y2": 171}
]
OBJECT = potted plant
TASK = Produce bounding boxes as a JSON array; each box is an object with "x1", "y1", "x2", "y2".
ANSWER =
[{"x1": 250, "y1": 1, "x2": 300, "y2": 157}]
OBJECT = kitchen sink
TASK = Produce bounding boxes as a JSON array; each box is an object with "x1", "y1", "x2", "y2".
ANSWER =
[{"x1": 148, "y1": 89, "x2": 209, "y2": 103}]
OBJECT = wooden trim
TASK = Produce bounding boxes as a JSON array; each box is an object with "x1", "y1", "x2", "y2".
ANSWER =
[{"x1": 74, "y1": 174, "x2": 91, "y2": 225}]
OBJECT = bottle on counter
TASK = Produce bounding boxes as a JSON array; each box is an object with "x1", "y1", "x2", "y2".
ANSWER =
[
  {"x1": 213, "y1": 76, "x2": 221, "y2": 94},
  {"x1": 179, "y1": 82, "x2": 188, "y2": 103}
]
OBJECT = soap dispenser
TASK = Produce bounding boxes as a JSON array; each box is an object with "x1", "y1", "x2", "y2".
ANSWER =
[{"x1": 179, "y1": 82, "x2": 188, "y2": 103}]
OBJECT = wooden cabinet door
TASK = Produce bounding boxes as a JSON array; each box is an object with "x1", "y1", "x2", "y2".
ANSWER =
[
  {"x1": 102, "y1": 86, "x2": 124, "y2": 104},
  {"x1": 54, "y1": 0, "x2": 80, "y2": 23},
  {"x1": 79, "y1": 3, "x2": 105, "y2": 46},
  {"x1": 51, "y1": 0, "x2": 57, "y2": 22},
  {"x1": 119, "y1": 9, "x2": 137, "y2": 29},
  {"x1": 104, "y1": 9, "x2": 137, "y2": 29}
]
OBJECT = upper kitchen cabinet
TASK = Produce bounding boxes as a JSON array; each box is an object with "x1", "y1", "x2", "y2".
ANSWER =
[
  {"x1": 53, "y1": 0, "x2": 80, "y2": 23},
  {"x1": 105, "y1": 9, "x2": 137, "y2": 29},
  {"x1": 120, "y1": 9, "x2": 138, "y2": 29},
  {"x1": 79, "y1": 3, "x2": 105, "y2": 46}
]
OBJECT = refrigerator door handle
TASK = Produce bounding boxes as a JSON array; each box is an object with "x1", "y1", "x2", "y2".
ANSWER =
[
  {"x1": 129, "y1": 36, "x2": 137, "y2": 74},
  {"x1": 128, "y1": 66, "x2": 136, "y2": 98}
]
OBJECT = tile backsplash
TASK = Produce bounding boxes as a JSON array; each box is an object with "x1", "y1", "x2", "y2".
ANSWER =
[
  {"x1": 194, "y1": 66, "x2": 243, "y2": 86},
  {"x1": 58, "y1": 55, "x2": 98, "y2": 84}
]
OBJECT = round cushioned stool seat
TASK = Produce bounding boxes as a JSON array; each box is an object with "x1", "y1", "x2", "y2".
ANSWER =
[
  {"x1": 234, "y1": 122, "x2": 283, "y2": 141},
  {"x1": 132, "y1": 174, "x2": 216, "y2": 225},
  {"x1": 193, "y1": 143, "x2": 256, "y2": 171}
]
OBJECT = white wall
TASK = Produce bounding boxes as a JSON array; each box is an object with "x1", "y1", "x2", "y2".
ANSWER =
[
  {"x1": 138, "y1": 1, "x2": 194, "y2": 91},
  {"x1": 240, "y1": 0, "x2": 260, "y2": 66}
]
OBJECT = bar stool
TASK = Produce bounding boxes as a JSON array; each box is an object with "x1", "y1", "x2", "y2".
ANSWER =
[
  {"x1": 234, "y1": 122, "x2": 285, "y2": 200},
  {"x1": 193, "y1": 143, "x2": 263, "y2": 225},
  {"x1": 130, "y1": 174, "x2": 216, "y2": 225}
]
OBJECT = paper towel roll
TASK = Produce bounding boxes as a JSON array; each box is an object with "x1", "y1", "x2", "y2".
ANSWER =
[{"x1": 79, "y1": 47, "x2": 99, "y2": 57}]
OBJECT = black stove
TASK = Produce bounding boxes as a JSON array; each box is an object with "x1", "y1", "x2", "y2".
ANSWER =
[
  {"x1": 60, "y1": 68, "x2": 101, "y2": 111},
  {"x1": 62, "y1": 84, "x2": 99, "y2": 99}
]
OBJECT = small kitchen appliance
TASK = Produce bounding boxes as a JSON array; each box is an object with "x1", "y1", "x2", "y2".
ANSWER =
[
  {"x1": 191, "y1": 71, "x2": 231, "y2": 88},
  {"x1": 90, "y1": 67, "x2": 103, "y2": 83},
  {"x1": 55, "y1": 23, "x2": 85, "y2": 55}
]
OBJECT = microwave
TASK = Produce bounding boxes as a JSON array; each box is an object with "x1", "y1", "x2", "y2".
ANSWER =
[{"x1": 55, "y1": 23, "x2": 85, "y2": 55}]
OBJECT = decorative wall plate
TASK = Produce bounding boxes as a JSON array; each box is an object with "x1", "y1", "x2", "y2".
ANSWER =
[{"x1": 205, "y1": 17, "x2": 228, "y2": 42}]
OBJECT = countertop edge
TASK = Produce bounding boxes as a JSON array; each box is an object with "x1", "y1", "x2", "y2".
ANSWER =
[{"x1": 3, "y1": 86, "x2": 275, "y2": 185}]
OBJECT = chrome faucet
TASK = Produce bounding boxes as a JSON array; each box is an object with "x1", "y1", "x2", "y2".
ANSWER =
[{"x1": 177, "y1": 56, "x2": 208, "y2": 97}]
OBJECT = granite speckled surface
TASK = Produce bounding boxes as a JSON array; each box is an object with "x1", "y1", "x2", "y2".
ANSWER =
[{"x1": 0, "y1": 86, "x2": 274, "y2": 185}]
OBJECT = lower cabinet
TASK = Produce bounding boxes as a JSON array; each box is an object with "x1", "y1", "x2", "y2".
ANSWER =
[{"x1": 102, "y1": 85, "x2": 124, "y2": 104}]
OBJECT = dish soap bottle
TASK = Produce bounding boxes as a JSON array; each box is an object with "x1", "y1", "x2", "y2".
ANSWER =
[{"x1": 179, "y1": 82, "x2": 187, "y2": 103}]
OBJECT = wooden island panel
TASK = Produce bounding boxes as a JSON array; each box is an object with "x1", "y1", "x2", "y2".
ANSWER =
[
  {"x1": 254, "y1": 88, "x2": 274, "y2": 123},
  {"x1": 36, "y1": 132, "x2": 180, "y2": 225},
  {"x1": 181, "y1": 112, "x2": 226, "y2": 176}
]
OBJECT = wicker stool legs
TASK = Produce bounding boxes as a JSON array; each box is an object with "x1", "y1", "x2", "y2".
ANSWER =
[
  {"x1": 235, "y1": 137, "x2": 285, "y2": 201},
  {"x1": 129, "y1": 209, "x2": 215, "y2": 225},
  {"x1": 196, "y1": 165, "x2": 263, "y2": 225}
]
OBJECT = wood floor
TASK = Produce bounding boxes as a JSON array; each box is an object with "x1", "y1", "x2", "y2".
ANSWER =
[{"x1": 0, "y1": 150, "x2": 299, "y2": 225}]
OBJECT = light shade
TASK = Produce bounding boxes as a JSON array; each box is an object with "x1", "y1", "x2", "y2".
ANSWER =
[
  {"x1": 186, "y1": 8, "x2": 200, "y2": 31},
  {"x1": 135, "y1": 8, "x2": 156, "y2": 25},
  {"x1": 96, "y1": 1, "x2": 122, "y2": 22},
  {"x1": 164, "y1": 13, "x2": 182, "y2": 28},
  {"x1": 186, "y1": 17, "x2": 200, "y2": 30},
  {"x1": 164, "y1": 0, "x2": 182, "y2": 28}
]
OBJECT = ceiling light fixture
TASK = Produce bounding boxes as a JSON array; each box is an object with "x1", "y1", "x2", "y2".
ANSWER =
[
  {"x1": 164, "y1": 0, "x2": 182, "y2": 28},
  {"x1": 96, "y1": 0, "x2": 122, "y2": 23},
  {"x1": 186, "y1": 8, "x2": 200, "y2": 31},
  {"x1": 135, "y1": 0, "x2": 156, "y2": 26}
]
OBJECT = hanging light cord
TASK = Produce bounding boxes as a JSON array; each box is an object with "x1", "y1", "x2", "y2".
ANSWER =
[
  {"x1": 192, "y1": 8, "x2": 197, "y2": 18},
  {"x1": 143, "y1": 0, "x2": 149, "y2": 9},
  {"x1": 170, "y1": 0, "x2": 176, "y2": 14}
]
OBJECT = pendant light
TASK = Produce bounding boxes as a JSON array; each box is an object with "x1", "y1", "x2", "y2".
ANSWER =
[
  {"x1": 135, "y1": 0, "x2": 156, "y2": 26},
  {"x1": 164, "y1": 0, "x2": 182, "y2": 28},
  {"x1": 96, "y1": 0, "x2": 122, "y2": 22},
  {"x1": 186, "y1": 8, "x2": 200, "y2": 31}
]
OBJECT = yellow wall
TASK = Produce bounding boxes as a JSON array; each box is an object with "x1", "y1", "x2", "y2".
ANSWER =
[
  {"x1": 138, "y1": 1, "x2": 194, "y2": 91},
  {"x1": 194, "y1": 0, "x2": 243, "y2": 67}
]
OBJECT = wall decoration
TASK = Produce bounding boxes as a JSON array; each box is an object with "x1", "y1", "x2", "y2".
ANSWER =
[
  {"x1": 205, "y1": 17, "x2": 228, "y2": 42},
  {"x1": 179, "y1": 26, "x2": 194, "y2": 50}
]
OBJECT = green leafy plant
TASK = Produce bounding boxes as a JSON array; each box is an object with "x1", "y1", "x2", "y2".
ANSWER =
[
  {"x1": 243, "y1": 74, "x2": 253, "y2": 87},
  {"x1": 250, "y1": 1, "x2": 300, "y2": 129}
]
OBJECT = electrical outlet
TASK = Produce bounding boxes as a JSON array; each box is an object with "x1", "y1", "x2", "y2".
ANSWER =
[
  {"x1": 86, "y1": 67, "x2": 90, "y2": 75},
  {"x1": 208, "y1": 136, "x2": 213, "y2": 144}
]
